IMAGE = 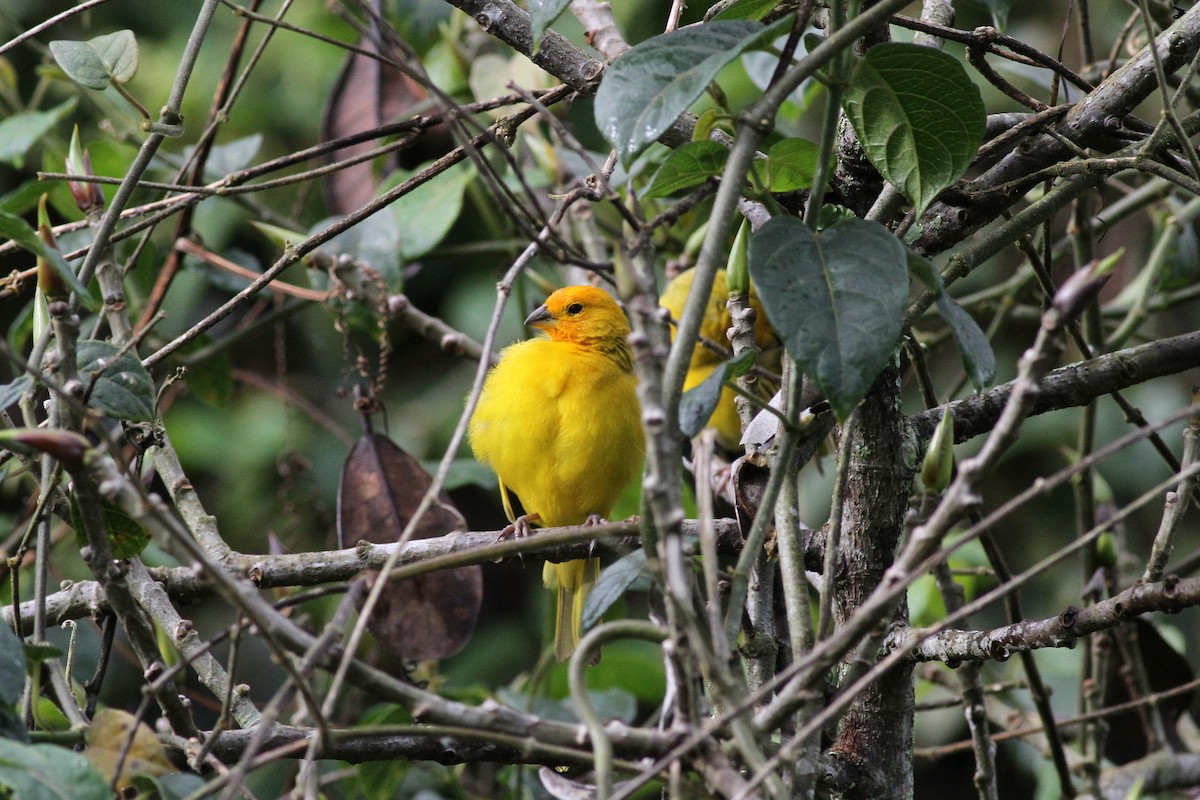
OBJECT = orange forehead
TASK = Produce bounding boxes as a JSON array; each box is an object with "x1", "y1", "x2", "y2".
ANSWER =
[{"x1": 544, "y1": 285, "x2": 620, "y2": 315}]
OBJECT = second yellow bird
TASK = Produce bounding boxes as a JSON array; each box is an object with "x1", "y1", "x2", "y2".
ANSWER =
[
  {"x1": 659, "y1": 268, "x2": 777, "y2": 448},
  {"x1": 468, "y1": 285, "x2": 644, "y2": 661}
]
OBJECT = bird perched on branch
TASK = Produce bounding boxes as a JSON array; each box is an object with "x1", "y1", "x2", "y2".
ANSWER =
[
  {"x1": 469, "y1": 285, "x2": 644, "y2": 661},
  {"x1": 660, "y1": 267, "x2": 778, "y2": 449}
]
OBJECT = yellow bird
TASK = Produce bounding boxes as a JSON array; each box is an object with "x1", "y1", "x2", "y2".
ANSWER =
[
  {"x1": 659, "y1": 268, "x2": 777, "y2": 448},
  {"x1": 469, "y1": 285, "x2": 644, "y2": 661}
]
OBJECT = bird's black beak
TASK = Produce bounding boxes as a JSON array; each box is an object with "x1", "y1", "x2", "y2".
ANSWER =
[{"x1": 525, "y1": 304, "x2": 553, "y2": 327}]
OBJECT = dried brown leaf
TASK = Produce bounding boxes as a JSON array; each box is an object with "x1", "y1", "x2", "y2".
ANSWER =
[{"x1": 337, "y1": 432, "x2": 481, "y2": 661}]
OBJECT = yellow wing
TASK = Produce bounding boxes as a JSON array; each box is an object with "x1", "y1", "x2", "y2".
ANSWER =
[{"x1": 661, "y1": 268, "x2": 779, "y2": 447}]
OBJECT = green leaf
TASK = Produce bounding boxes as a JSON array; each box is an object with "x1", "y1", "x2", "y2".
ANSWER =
[
  {"x1": 0, "y1": 376, "x2": 34, "y2": 410},
  {"x1": 586, "y1": 686, "x2": 638, "y2": 724},
  {"x1": 48, "y1": 41, "x2": 109, "y2": 90},
  {"x1": 906, "y1": 248, "x2": 940, "y2": 291},
  {"x1": 0, "y1": 210, "x2": 95, "y2": 307},
  {"x1": 0, "y1": 626, "x2": 24, "y2": 707},
  {"x1": 0, "y1": 179, "x2": 58, "y2": 216},
  {"x1": 194, "y1": 134, "x2": 262, "y2": 181},
  {"x1": 76, "y1": 339, "x2": 156, "y2": 422},
  {"x1": 89, "y1": 30, "x2": 139, "y2": 83},
  {"x1": 176, "y1": 338, "x2": 233, "y2": 407},
  {"x1": 743, "y1": 34, "x2": 818, "y2": 112},
  {"x1": 49, "y1": 30, "x2": 138, "y2": 90},
  {"x1": 643, "y1": 140, "x2": 729, "y2": 198},
  {"x1": 595, "y1": 19, "x2": 787, "y2": 162},
  {"x1": 766, "y1": 137, "x2": 821, "y2": 192},
  {"x1": 159, "y1": 777, "x2": 208, "y2": 800},
  {"x1": 935, "y1": 293, "x2": 996, "y2": 389},
  {"x1": 749, "y1": 217, "x2": 908, "y2": 420},
  {"x1": 0, "y1": 100, "x2": 76, "y2": 170},
  {"x1": 71, "y1": 495, "x2": 151, "y2": 559},
  {"x1": 0, "y1": 706, "x2": 28, "y2": 744},
  {"x1": 143, "y1": 772, "x2": 207, "y2": 800},
  {"x1": 842, "y1": 43, "x2": 985, "y2": 215},
  {"x1": 679, "y1": 350, "x2": 756, "y2": 437},
  {"x1": 387, "y1": 160, "x2": 475, "y2": 261},
  {"x1": 249, "y1": 220, "x2": 306, "y2": 250},
  {"x1": 0, "y1": 739, "x2": 109, "y2": 800},
  {"x1": 21, "y1": 644, "x2": 62, "y2": 665},
  {"x1": 528, "y1": 0, "x2": 571, "y2": 51},
  {"x1": 313, "y1": 212, "x2": 402, "y2": 290},
  {"x1": 712, "y1": 0, "x2": 780, "y2": 20},
  {"x1": 964, "y1": 0, "x2": 1015, "y2": 29},
  {"x1": 582, "y1": 549, "x2": 652, "y2": 631},
  {"x1": 816, "y1": 203, "x2": 856, "y2": 229},
  {"x1": 908, "y1": 251, "x2": 996, "y2": 389}
]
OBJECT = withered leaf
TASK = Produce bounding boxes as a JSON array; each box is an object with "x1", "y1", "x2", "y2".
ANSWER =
[
  {"x1": 337, "y1": 432, "x2": 481, "y2": 661},
  {"x1": 731, "y1": 454, "x2": 768, "y2": 538},
  {"x1": 84, "y1": 708, "x2": 174, "y2": 790},
  {"x1": 321, "y1": 32, "x2": 453, "y2": 215}
]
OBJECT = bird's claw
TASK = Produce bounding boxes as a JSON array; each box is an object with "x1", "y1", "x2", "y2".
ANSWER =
[
  {"x1": 583, "y1": 514, "x2": 606, "y2": 558},
  {"x1": 498, "y1": 513, "x2": 540, "y2": 542}
]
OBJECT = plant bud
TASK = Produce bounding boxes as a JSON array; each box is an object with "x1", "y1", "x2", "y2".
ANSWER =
[
  {"x1": 921, "y1": 404, "x2": 955, "y2": 493},
  {"x1": 36, "y1": 195, "x2": 68, "y2": 300},
  {"x1": 725, "y1": 217, "x2": 750, "y2": 295},
  {"x1": 66, "y1": 126, "x2": 105, "y2": 212}
]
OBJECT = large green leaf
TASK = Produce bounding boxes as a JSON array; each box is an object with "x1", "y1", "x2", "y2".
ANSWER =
[
  {"x1": 842, "y1": 43, "x2": 985, "y2": 216},
  {"x1": 766, "y1": 137, "x2": 822, "y2": 192},
  {"x1": 49, "y1": 30, "x2": 138, "y2": 90},
  {"x1": 76, "y1": 339, "x2": 156, "y2": 422},
  {"x1": 644, "y1": 140, "x2": 729, "y2": 198},
  {"x1": 595, "y1": 19, "x2": 786, "y2": 163},
  {"x1": 386, "y1": 160, "x2": 475, "y2": 261},
  {"x1": 749, "y1": 217, "x2": 908, "y2": 419},
  {"x1": 0, "y1": 100, "x2": 77, "y2": 170},
  {"x1": 0, "y1": 739, "x2": 109, "y2": 800}
]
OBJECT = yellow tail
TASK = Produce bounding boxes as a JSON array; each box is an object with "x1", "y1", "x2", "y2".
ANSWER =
[{"x1": 543, "y1": 557, "x2": 599, "y2": 661}]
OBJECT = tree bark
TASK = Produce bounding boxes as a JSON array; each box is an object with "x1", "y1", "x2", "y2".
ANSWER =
[{"x1": 829, "y1": 366, "x2": 916, "y2": 799}]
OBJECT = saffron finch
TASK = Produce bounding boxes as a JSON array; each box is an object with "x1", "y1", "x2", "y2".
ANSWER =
[
  {"x1": 660, "y1": 268, "x2": 777, "y2": 448},
  {"x1": 469, "y1": 285, "x2": 644, "y2": 661}
]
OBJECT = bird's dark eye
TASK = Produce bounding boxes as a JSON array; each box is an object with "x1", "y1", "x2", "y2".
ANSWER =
[{"x1": 566, "y1": 302, "x2": 584, "y2": 315}]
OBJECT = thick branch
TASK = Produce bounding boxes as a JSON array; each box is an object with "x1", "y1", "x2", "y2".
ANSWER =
[
  {"x1": 908, "y1": 329, "x2": 1200, "y2": 444},
  {"x1": 197, "y1": 723, "x2": 628, "y2": 767},
  {"x1": 1, "y1": 519, "x2": 774, "y2": 634},
  {"x1": 900, "y1": 574, "x2": 1200, "y2": 662},
  {"x1": 441, "y1": 0, "x2": 605, "y2": 90}
]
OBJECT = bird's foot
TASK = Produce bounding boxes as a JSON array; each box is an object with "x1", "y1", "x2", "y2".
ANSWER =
[
  {"x1": 583, "y1": 514, "x2": 606, "y2": 558},
  {"x1": 498, "y1": 513, "x2": 541, "y2": 541}
]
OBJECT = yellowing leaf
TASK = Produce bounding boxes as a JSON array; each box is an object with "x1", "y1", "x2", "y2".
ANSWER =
[{"x1": 84, "y1": 709, "x2": 173, "y2": 790}]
